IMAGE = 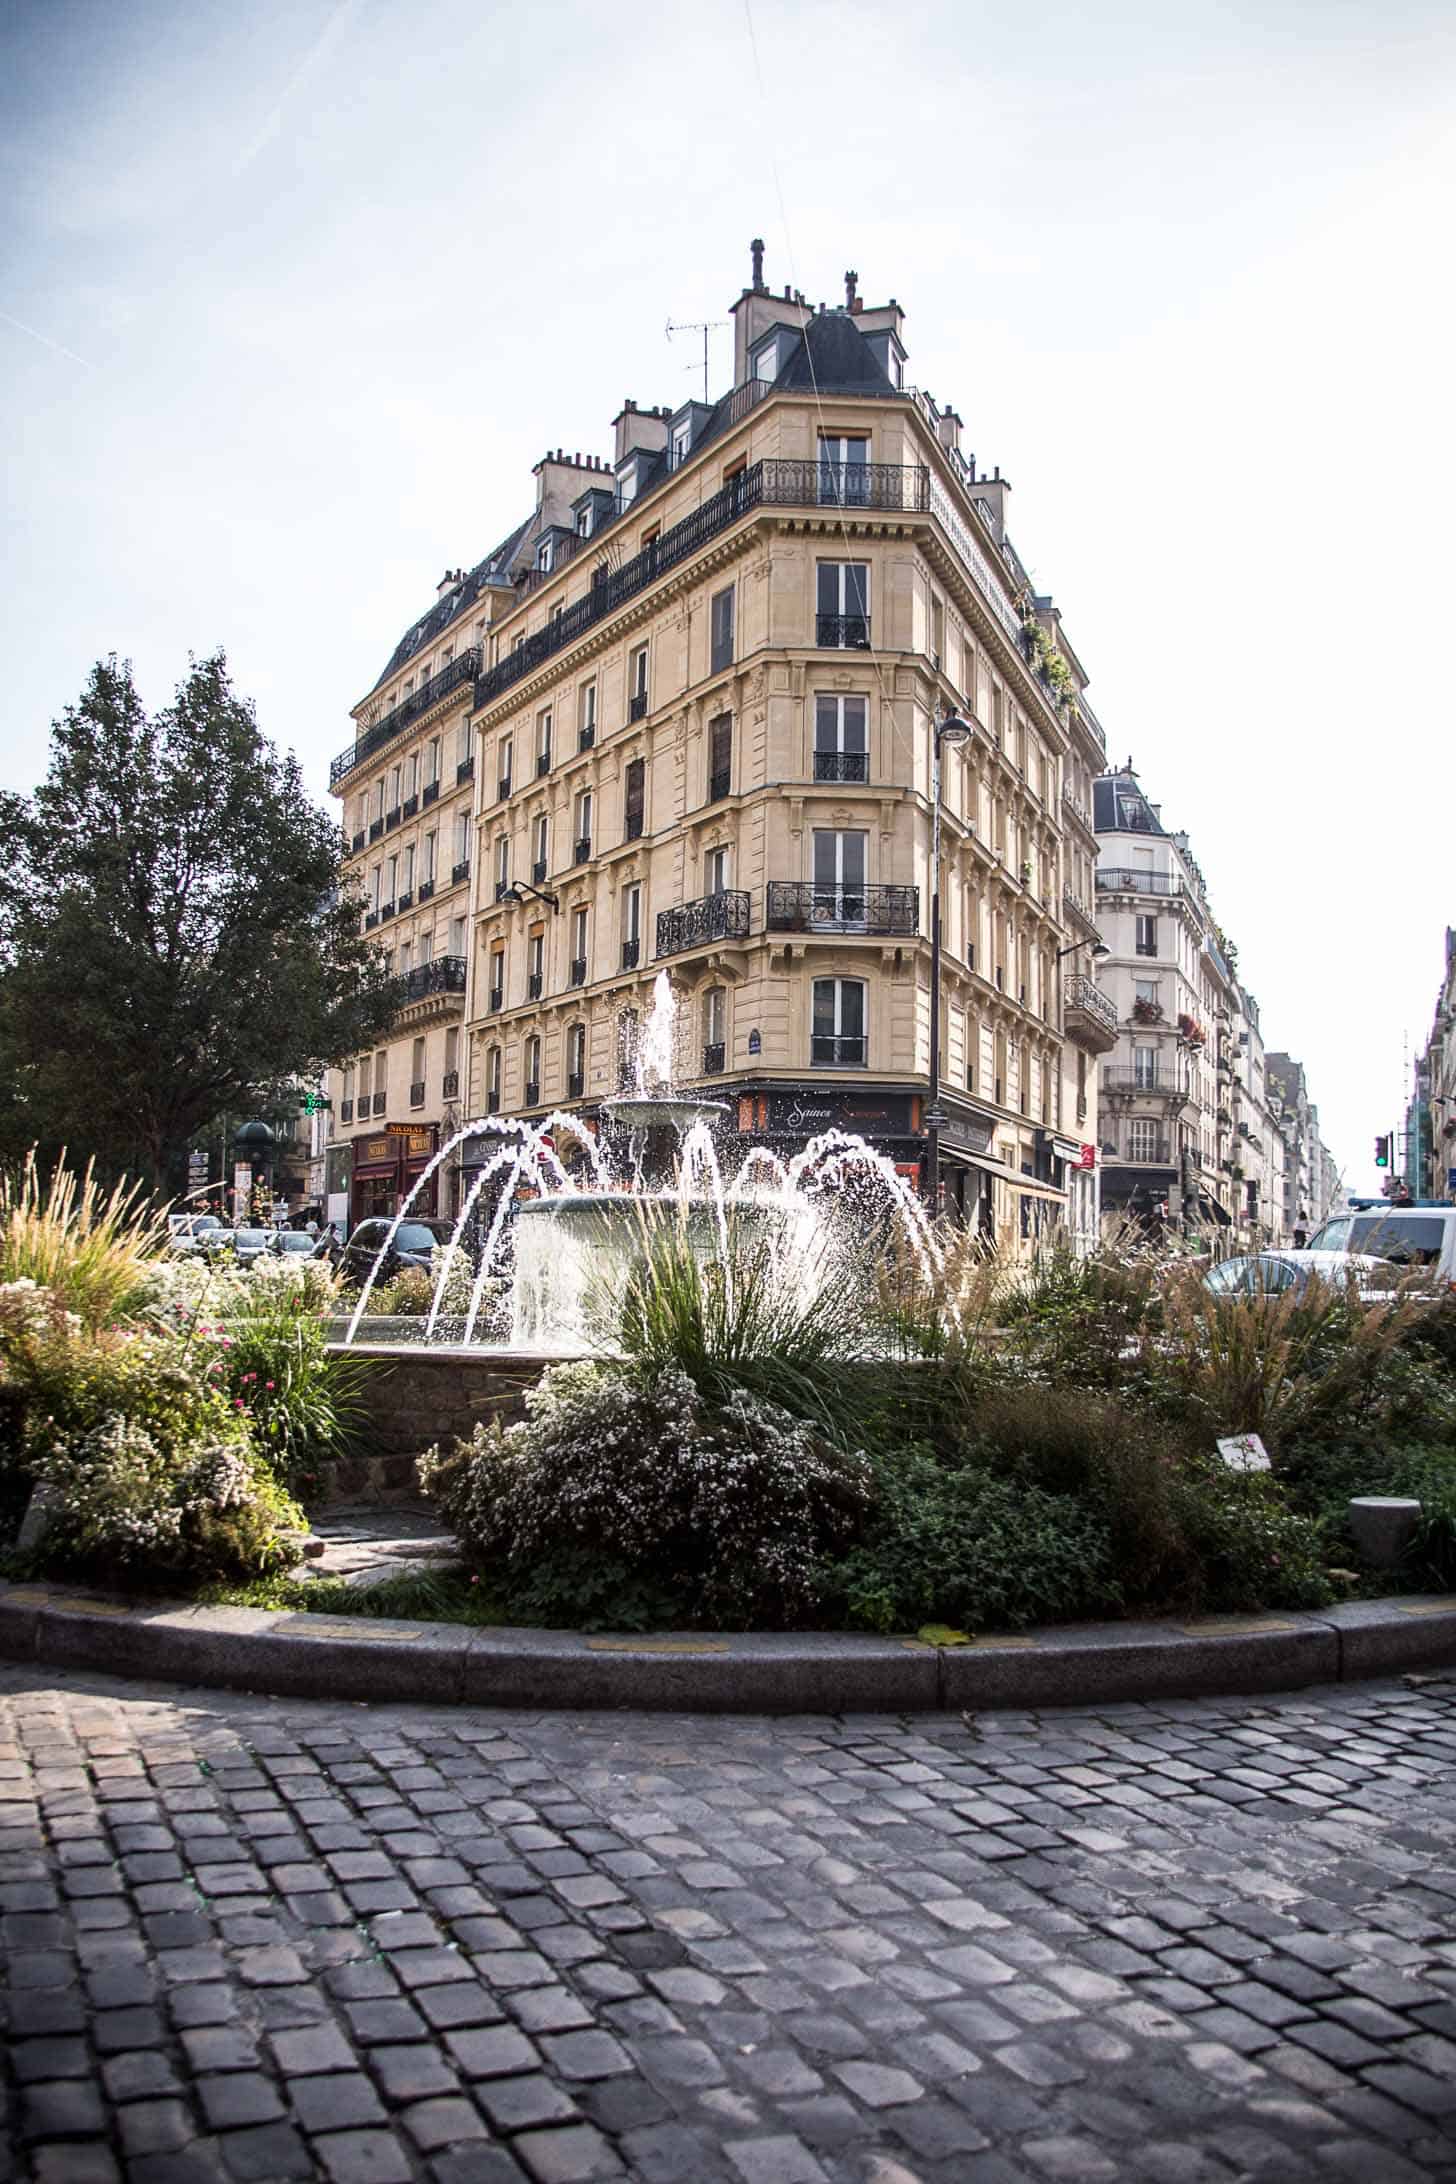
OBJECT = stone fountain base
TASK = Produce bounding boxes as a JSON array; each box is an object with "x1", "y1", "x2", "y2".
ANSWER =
[{"x1": 324, "y1": 1344, "x2": 556, "y2": 1487}]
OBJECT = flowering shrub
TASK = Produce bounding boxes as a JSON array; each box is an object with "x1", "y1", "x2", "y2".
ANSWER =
[
  {"x1": 420, "y1": 1361, "x2": 872, "y2": 1628},
  {"x1": 32, "y1": 1415, "x2": 302, "y2": 1583}
]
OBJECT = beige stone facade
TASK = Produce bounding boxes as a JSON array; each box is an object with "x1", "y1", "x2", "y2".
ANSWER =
[{"x1": 329, "y1": 254, "x2": 1114, "y2": 1243}]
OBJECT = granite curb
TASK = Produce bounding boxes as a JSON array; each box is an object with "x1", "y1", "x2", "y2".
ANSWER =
[{"x1": 2, "y1": 1578, "x2": 1455, "y2": 1711}]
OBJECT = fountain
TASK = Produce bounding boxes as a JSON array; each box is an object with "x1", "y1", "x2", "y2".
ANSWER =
[{"x1": 343, "y1": 970, "x2": 945, "y2": 1356}]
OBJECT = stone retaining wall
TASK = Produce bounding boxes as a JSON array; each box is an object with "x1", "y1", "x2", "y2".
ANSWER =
[{"x1": 326, "y1": 1344, "x2": 553, "y2": 1500}]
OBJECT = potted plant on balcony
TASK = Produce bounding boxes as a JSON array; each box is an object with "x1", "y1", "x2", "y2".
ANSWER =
[{"x1": 1131, "y1": 997, "x2": 1164, "y2": 1025}]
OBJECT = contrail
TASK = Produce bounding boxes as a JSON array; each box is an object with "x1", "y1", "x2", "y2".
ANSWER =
[
  {"x1": 0, "y1": 309, "x2": 91, "y2": 368},
  {"x1": 233, "y1": 0, "x2": 360, "y2": 177}
]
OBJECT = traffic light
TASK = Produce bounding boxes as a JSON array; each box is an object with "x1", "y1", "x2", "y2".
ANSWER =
[{"x1": 1374, "y1": 1134, "x2": 1390, "y2": 1168}]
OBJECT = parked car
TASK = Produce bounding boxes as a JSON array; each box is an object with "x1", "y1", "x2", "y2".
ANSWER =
[
  {"x1": 342, "y1": 1217, "x2": 453, "y2": 1288},
  {"x1": 229, "y1": 1227, "x2": 274, "y2": 1268},
  {"x1": 196, "y1": 1223, "x2": 238, "y2": 1260},
  {"x1": 1306, "y1": 1207, "x2": 1456, "y2": 1286},
  {"x1": 166, "y1": 1214, "x2": 226, "y2": 1258},
  {"x1": 270, "y1": 1230, "x2": 324, "y2": 1260},
  {"x1": 1204, "y1": 1250, "x2": 1397, "y2": 1299}
]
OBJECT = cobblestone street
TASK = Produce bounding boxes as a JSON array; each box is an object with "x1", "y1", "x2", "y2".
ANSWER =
[{"x1": 2, "y1": 1666, "x2": 1454, "y2": 2184}]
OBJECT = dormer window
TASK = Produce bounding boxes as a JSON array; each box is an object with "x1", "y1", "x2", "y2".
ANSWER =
[
  {"x1": 753, "y1": 339, "x2": 779, "y2": 384},
  {"x1": 616, "y1": 462, "x2": 638, "y2": 511},
  {"x1": 537, "y1": 539, "x2": 553, "y2": 573},
  {"x1": 672, "y1": 421, "x2": 692, "y2": 468},
  {"x1": 576, "y1": 505, "x2": 592, "y2": 536}
]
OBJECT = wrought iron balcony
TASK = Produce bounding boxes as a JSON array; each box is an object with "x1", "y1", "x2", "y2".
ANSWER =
[
  {"x1": 400, "y1": 956, "x2": 466, "y2": 1001},
  {"x1": 532, "y1": 858, "x2": 548, "y2": 884},
  {"x1": 452, "y1": 859, "x2": 470, "y2": 886},
  {"x1": 574, "y1": 837, "x2": 591, "y2": 864},
  {"x1": 766, "y1": 882, "x2": 919, "y2": 937},
  {"x1": 525, "y1": 1079, "x2": 540, "y2": 1106},
  {"x1": 456, "y1": 756, "x2": 474, "y2": 785},
  {"x1": 655, "y1": 889, "x2": 751, "y2": 959},
  {"x1": 384, "y1": 808, "x2": 398, "y2": 833},
  {"x1": 621, "y1": 939, "x2": 640, "y2": 970},
  {"x1": 629, "y1": 691, "x2": 648, "y2": 722},
  {"x1": 497, "y1": 775, "x2": 511, "y2": 801},
  {"x1": 363, "y1": 911, "x2": 378, "y2": 931},
  {"x1": 340, "y1": 1100, "x2": 353, "y2": 1123},
  {"x1": 409, "y1": 1080, "x2": 425, "y2": 1109},
  {"x1": 814, "y1": 750, "x2": 868, "y2": 783},
  {"x1": 486, "y1": 1088, "x2": 500, "y2": 1114},
  {"x1": 369, "y1": 818, "x2": 384, "y2": 841},
  {"x1": 625, "y1": 811, "x2": 644, "y2": 840},
  {"x1": 1063, "y1": 972, "x2": 1118, "y2": 1054},
  {"x1": 422, "y1": 779, "x2": 440, "y2": 807},
  {"x1": 816, "y1": 614, "x2": 871, "y2": 650},
  {"x1": 578, "y1": 725, "x2": 595, "y2": 752},
  {"x1": 442, "y1": 1070, "x2": 460, "y2": 1099},
  {"x1": 536, "y1": 750, "x2": 551, "y2": 777},
  {"x1": 417, "y1": 879, "x2": 434, "y2": 903},
  {"x1": 1102, "y1": 1067, "x2": 1188, "y2": 1098},
  {"x1": 1097, "y1": 868, "x2": 1183, "y2": 897},
  {"x1": 569, "y1": 958, "x2": 587, "y2": 988},
  {"x1": 402, "y1": 794, "x2": 418, "y2": 819},
  {"x1": 372, "y1": 1090, "x2": 387, "y2": 1116},
  {"x1": 494, "y1": 879, "x2": 510, "y2": 902},
  {"x1": 708, "y1": 769, "x2": 731, "y2": 804},
  {"x1": 567, "y1": 1072, "x2": 584, "y2": 1100},
  {"x1": 527, "y1": 972, "x2": 543, "y2": 999},
  {"x1": 811, "y1": 1034, "x2": 867, "y2": 1068},
  {"x1": 702, "y1": 1042, "x2": 725, "y2": 1075},
  {"x1": 379, "y1": 899, "x2": 395, "y2": 923},
  {"x1": 396, "y1": 889, "x2": 413, "y2": 912},
  {"x1": 350, "y1": 830, "x2": 365, "y2": 852},
  {"x1": 330, "y1": 647, "x2": 481, "y2": 786},
  {"x1": 488, "y1": 986, "x2": 503, "y2": 1014}
]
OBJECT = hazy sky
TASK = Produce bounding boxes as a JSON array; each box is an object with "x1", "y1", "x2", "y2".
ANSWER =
[{"x1": 4, "y1": 0, "x2": 1454, "y2": 1191}]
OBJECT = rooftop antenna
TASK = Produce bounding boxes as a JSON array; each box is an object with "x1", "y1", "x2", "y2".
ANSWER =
[{"x1": 665, "y1": 316, "x2": 727, "y2": 405}]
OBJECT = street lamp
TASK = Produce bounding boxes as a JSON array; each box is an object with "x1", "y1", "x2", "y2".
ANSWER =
[
  {"x1": 1055, "y1": 935, "x2": 1110, "y2": 963},
  {"x1": 502, "y1": 881, "x2": 561, "y2": 913},
  {"x1": 924, "y1": 705, "x2": 975, "y2": 1210}
]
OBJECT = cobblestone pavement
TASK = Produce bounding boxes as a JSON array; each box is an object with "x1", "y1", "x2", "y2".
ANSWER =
[{"x1": 2, "y1": 1666, "x2": 1455, "y2": 2184}]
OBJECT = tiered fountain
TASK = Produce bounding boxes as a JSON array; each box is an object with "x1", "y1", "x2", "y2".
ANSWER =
[{"x1": 344, "y1": 971, "x2": 942, "y2": 1356}]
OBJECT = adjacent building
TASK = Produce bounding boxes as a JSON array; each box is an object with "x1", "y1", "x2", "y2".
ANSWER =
[
  {"x1": 325, "y1": 247, "x2": 1118, "y2": 1247},
  {"x1": 1264, "y1": 1054, "x2": 1339, "y2": 1238},
  {"x1": 1417, "y1": 928, "x2": 1456, "y2": 1201}
]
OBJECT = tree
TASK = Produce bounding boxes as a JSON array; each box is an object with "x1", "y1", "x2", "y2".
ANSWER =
[{"x1": 0, "y1": 654, "x2": 400, "y2": 1192}]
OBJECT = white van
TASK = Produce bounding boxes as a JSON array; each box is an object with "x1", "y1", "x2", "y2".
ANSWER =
[{"x1": 1306, "y1": 1206, "x2": 1456, "y2": 1287}]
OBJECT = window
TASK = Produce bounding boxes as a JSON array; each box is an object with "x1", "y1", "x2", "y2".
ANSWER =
[
  {"x1": 457, "y1": 716, "x2": 471, "y2": 764},
  {"x1": 375, "y1": 778, "x2": 386, "y2": 822},
  {"x1": 405, "y1": 752, "x2": 418, "y2": 799},
  {"x1": 532, "y1": 813, "x2": 549, "y2": 879},
  {"x1": 444, "y1": 1026, "x2": 459, "y2": 1075},
  {"x1": 708, "y1": 713, "x2": 732, "y2": 802},
  {"x1": 705, "y1": 845, "x2": 729, "y2": 896},
  {"x1": 1133, "y1": 1045, "x2": 1158, "y2": 1089},
  {"x1": 1135, "y1": 979, "x2": 1159, "y2": 1005},
  {"x1": 487, "y1": 1045, "x2": 502, "y2": 1111},
  {"x1": 576, "y1": 504, "x2": 592, "y2": 538},
  {"x1": 398, "y1": 940, "x2": 412, "y2": 975},
  {"x1": 624, "y1": 757, "x2": 646, "y2": 841},
  {"x1": 453, "y1": 810, "x2": 470, "y2": 870},
  {"x1": 574, "y1": 791, "x2": 592, "y2": 862},
  {"x1": 527, "y1": 928, "x2": 544, "y2": 996},
  {"x1": 1136, "y1": 914, "x2": 1158, "y2": 957},
  {"x1": 753, "y1": 338, "x2": 779, "y2": 383},
  {"x1": 386, "y1": 852, "x2": 398, "y2": 903},
  {"x1": 449, "y1": 915, "x2": 465, "y2": 957},
  {"x1": 703, "y1": 986, "x2": 726, "y2": 1072},
  {"x1": 426, "y1": 737, "x2": 440, "y2": 786},
  {"x1": 710, "y1": 587, "x2": 735, "y2": 675},
  {"x1": 814, "y1": 694, "x2": 868, "y2": 782},
  {"x1": 498, "y1": 737, "x2": 512, "y2": 797},
  {"x1": 578, "y1": 682, "x2": 597, "y2": 749},
  {"x1": 817, "y1": 434, "x2": 870, "y2": 506},
  {"x1": 812, "y1": 977, "x2": 866, "y2": 1067},
  {"x1": 1129, "y1": 1117, "x2": 1162, "y2": 1162},
  {"x1": 567, "y1": 1022, "x2": 586, "y2": 1096},
  {"x1": 422, "y1": 830, "x2": 436, "y2": 885},
  {"x1": 672, "y1": 422, "x2": 692, "y2": 468},
  {"x1": 420, "y1": 927, "x2": 433, "y2": 960},
  {"x1": 369, "y1": 864, "x2": 382, "y2": 912},
  {"x1": 628, "y1": 644, "x2": 649, "y2": 721},
  {"x1": 373, "y1": 1051, "x2": 386, "y2": 1098},
  {"x1": 525, "y1": 1035, "x2": 541, "y2": 1101},
  {"x1": 536, "y1": 538, "x2": 554, "y2": 574},
  {"x1": 493, "y1": 834, "x2": 509, "y2": 896},
  {"x1": 622, "y1": 883, "x2": 642, "y2": 968},
  {"x1": 570, "y1": 907, "x2": 588, "y2": 987},
  {"x1": 812, "y1": 829, "x2": 868, "y2": 922},
  {"x1": 402, "y1": 843, "x2": 414, "y2": 893},
  {"x1": 389, "y1": 764, "x2": 402, "y2": 809},
  {"x1": 410, "y1": 1038, "x2": 426, "y2": 1105},
  {"x1": 536, "y1": 709, "x2": 552, "y2": 775},
  {"x1": 488, "y1": 949, "x2": 505, "y2": 1010},
  {"x1": 816, "y1": 561, "x2": 870, "y2": 647}
]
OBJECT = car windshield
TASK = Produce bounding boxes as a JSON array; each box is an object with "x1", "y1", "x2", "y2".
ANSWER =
[
  {"x1": 395, "y1": 1224, "x2": 445, "y2": 1251},
  {"x1": 1345, "y1": 1214, "x2": 1448, "y2": 1266},
  {"x1": 234, "y1": 1229, "x2": 268, "y2": 1245},
  {"x1": 277, "y1": 1234, "x2": 314, "y2": 1250}
]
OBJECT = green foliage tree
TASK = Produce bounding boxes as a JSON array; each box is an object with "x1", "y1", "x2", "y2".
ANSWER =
[{"x1": 0, "y1": 654, "x2": 398, "y2": 1191}]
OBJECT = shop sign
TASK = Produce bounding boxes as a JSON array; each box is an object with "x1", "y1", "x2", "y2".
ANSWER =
[
  {"x1": 763, "y1": 1089, "x2": 917, "y2": 1138},
  {"x1": 1078, "y1": 1143, "x2": 1097, "y2": 1170},
  {"x1": 405, "y1": 1129, "x2": 436, "y2": 1159},
  {"x1": 938, "y1": 1109, "x2": 996, "y2": 1156},
  {"x1": 363, "y1": 1136, "x2": 394, "y2": 1163}
]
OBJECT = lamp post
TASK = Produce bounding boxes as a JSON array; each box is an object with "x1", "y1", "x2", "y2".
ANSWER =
[
  {"x1": 924, "y1": 706, "x2": 974, "y2": 1210},
  {"x1": 502, "y1": 881, "x2": 561, "y2": 913}
]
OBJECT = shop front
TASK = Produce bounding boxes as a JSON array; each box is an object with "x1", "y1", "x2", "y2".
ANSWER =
[{"x1": 349, "y1": 1125, "x2": 441, "y2": 1227}]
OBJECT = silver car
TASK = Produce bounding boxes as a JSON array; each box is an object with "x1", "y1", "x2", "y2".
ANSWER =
[
  {"x1": 229, "y1": 1227, "x2": 273, "y2": 1268},
  {"x1": 1204, "y1": 1250, "x2": 1394, "y2": 1298}
]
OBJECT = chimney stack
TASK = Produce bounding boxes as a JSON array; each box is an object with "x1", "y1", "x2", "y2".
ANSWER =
[
  {"x1": 750, "y1": 237, "x2": 766, "y2": 291},
  {"x1": 844, "y1": 268, "x2": 859, "y2": 312}
]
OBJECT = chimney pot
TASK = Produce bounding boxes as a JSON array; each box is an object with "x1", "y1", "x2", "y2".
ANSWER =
[
  {"x1": 750, "y1": 236, "x2": 765, "y2": 290},
  {"x1": 844, "y1": 268, "x2": 858, "y2": 310}
]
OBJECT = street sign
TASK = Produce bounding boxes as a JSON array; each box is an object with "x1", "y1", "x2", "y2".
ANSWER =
[{"x1": 1216, "y1": 1433, "x2": 1271, "y2": 1474}]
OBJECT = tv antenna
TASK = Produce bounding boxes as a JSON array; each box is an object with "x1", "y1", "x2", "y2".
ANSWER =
[{"x1": 666, "y1": 316, "x2": 727, "y2": 405}]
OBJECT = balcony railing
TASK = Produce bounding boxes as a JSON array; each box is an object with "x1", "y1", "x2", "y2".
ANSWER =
[
  {"x1": 369, "y1": 818, "x2": 384, "y2": 841},
  {"x1": 536, "y1": 750, "x2": 551, "y2": 777},
  {"x1": 350, "y1": 830, "x2": 365, "y2": 852},
  {"x1": 340, "y1": 1099, "x2": 354, "y2": 1123},
  {"x1": 452, "y1": 859, "x2": 471, "y2": 886},
  {"x1": 811, "y1": 1035, "x2": 867, "y2": 1068},
  {"x1": 363, "y1": 911, "x2": 378, "y2": 931},
  {"x1": 625, "y1": 811, "x2": 644, "y2": 840},
  {"x1": 814, "y1": 750, "x2": 869, "y2": 783},
  {"x1": 578, "y1": 725, "x2": 595, "y2": 752},
  {"x1": 397, "y1": 889, "x2": 413, "y2": 913},
  {"x1": 527, "y1": 972, "x2": 543, "y2": 999},
  {"x1": 629, "y1": 691, "x2": 648, "y2": 723},
  {"x1": 816, "y1": 614, "x2": 871, "y2": 649},
  {"x1": 708, "y1": 769, "x2": 731, "y2": 803},
  {"x1": 569, "y1": 958, "x2": 587, "y2": 987},
  {"x1": 402, "y1": 794, "x2": 418, "y2": 820},
  {"x1": 766, "y1": 882, "x2": 919, "y2": 937},
  {"x1": 655, "y1": 889, "x2": 751, "y2": 959},
  {"x1": 422, "y1": 778, "x2": 440, "y2": 807},
  {"x1": 486, "y1": 1088, "x2": 500, "y2": 1114},
  {"x1": 1097, "y1": 869, "x2": 1182, "y2": 897},
  {"x1": 525, "y1": 1079, "x2": 540, "y2": 1106},
  {"x1": 417, "y1": 879, "x2": 434, "y2": 904},
  {"x1": 574, "y1": 837, "x2": 591, "y2": 864},
  {"x1": 409, "y1": 1080, "x2": 425, "y2": 1109},
  {"x1": 400, "y1": 956, "x2": 466, "y2": 1001},
  {"x1": 1063, "y1": 973, "x2": 1116, "y2": 1033},
  {"x1": 473, "y1": 460, "x2": 927, "y2": 713},
  {"x1": 497, "y1": 776, "x2": 511, "y2": 802},
  {"x1": 456, "y1": 757, "x2": 474, "y2": 785},
  {"x1": 1103, "y1": 1068, "x2": 1187, "y2": 1096},
  {"x1": 621, "y1": 939, "x2": 640, "y2": 970},
  {"x1": 701, "y1": 1042, "x2": 725, "y2": 1075},
  {"x1": 379, "y1": 899, "x2": 395, "y2": 923},
  {"x1": 488, "y1": 986, "x2": 503, "y2": 1014},
  {"x1": 567, "y1": 1072, "x2": 584, "y2": 1100},
  {"x1": 442, "y1": 1070, "x2": 460, "y2": 1100},
  {"x1": 330, "y1": 648, "x2": 481, "y2": 786},
  {"x1": 372, "y1": 1091, "x2": 387, "y2": 1116}
]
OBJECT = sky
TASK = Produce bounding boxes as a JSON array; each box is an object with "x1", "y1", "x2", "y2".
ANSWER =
[{"x1": 4, "y1": 0, "x2": 1454, "y2": 1194}]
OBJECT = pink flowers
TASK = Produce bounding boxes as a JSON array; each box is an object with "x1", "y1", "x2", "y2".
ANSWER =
[{"x1": 265, "y1": 1380, "x2": 275, "y2": 1390}]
